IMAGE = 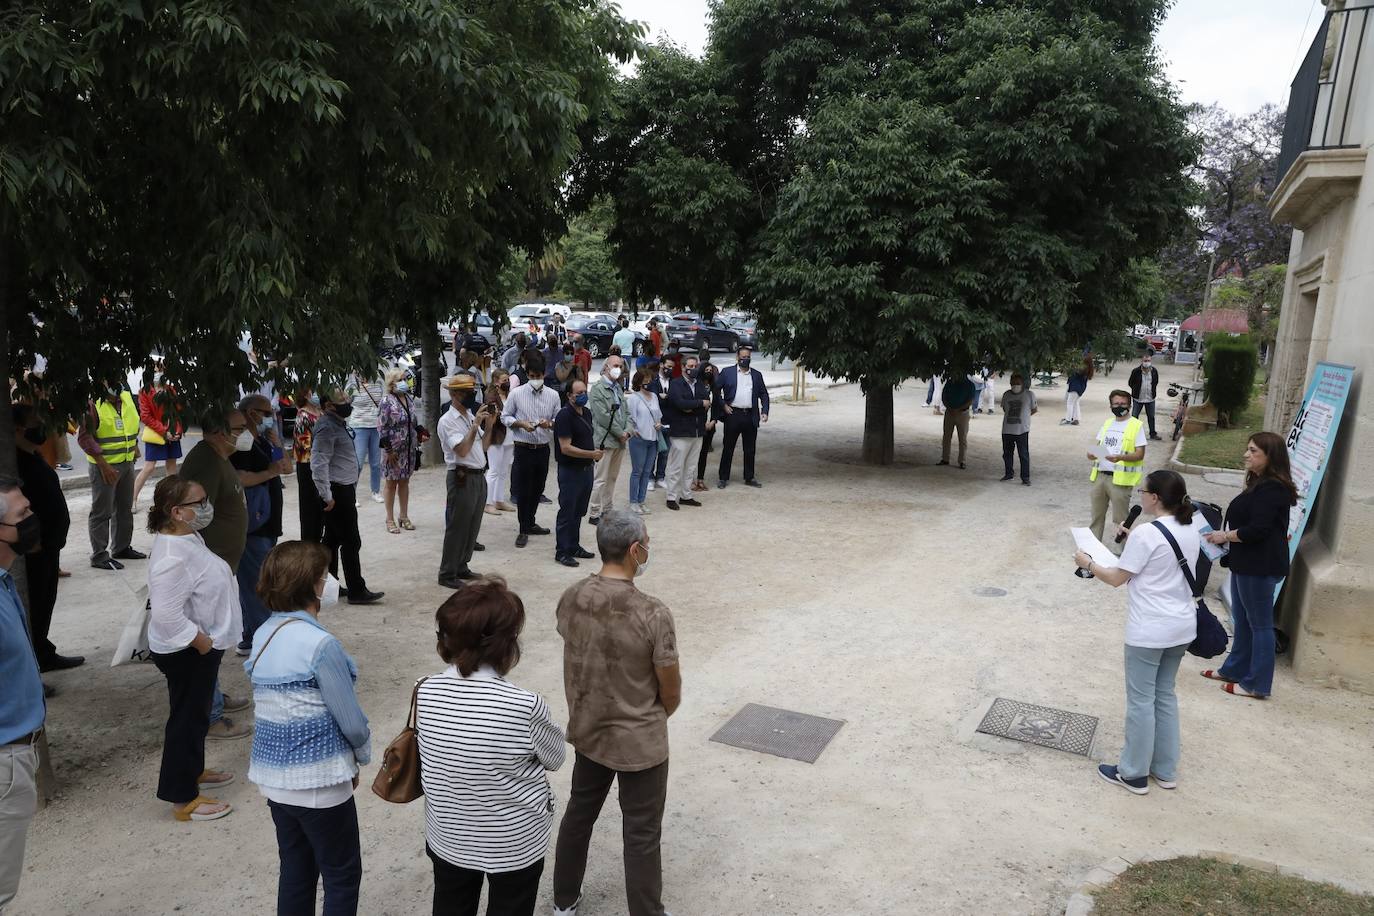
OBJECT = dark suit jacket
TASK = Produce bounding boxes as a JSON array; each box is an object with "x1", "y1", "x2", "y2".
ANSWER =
[
  {"x1": 663, "y1": 376, "x2": 710, "y2": 438},
  {"x1": 1128, "y1": 365, "x2": 1160, "y2": 401},
  {"x1": 716, "y1": 366, "x2": 770, "y2": 427}
]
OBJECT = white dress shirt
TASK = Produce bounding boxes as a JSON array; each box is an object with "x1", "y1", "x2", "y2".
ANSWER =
[
  {"x1": 439, "y1": 406, "x2": 486, "y2": 470},
  {"x1": 731, "y1": 367, "x2": 754, "y2": 409},
  {"x1": 147, "y1": 532, "x2": 242, "y2": 653}
]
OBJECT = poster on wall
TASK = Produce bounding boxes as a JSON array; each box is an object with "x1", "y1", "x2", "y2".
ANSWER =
[{"x1": 1282, "y1": 362, "x2": 1357, "y2": 574}]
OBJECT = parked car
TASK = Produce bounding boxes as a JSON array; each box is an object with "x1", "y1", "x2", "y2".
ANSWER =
[
  {"x1": 629, "y1": 311, "x2": 675, "y2": 337},
  {"x1": 666, "y1": 314, "x2": 739, "y2": 353},
  {"x1": 725, "y1": 317, "x2": 758, "y2": 350},
  {"x1": 567, "y1": 318, "x2": 644, "y2": 358},
  {"x1": 439, "y1": 314, "x2": 498, "y2": 350}
]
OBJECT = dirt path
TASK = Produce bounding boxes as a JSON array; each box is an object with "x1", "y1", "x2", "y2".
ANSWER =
[{"x1": 20, "y1": 362, "x2": 1374, "y2": 915}]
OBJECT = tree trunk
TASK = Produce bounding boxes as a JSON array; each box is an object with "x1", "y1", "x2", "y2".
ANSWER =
[
  {"x1": 862, "y1": 383, "x2": 894, "y2": 466},
  {"x1": 421, "y1": 330, "x2": 444, "y2": 467}
]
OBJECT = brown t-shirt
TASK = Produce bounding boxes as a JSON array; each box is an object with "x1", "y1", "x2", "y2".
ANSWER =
[
  {"x1": 556, "y1": 575, "x2": 678, "y2": 771},
  {"x1": 179, "y1": 441, "x2": 247, "y2": 573}
]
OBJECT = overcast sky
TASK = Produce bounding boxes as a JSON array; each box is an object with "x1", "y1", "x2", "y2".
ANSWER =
[{"x1": 613, "y1": 0, "x2": 1324, "y2": 114}]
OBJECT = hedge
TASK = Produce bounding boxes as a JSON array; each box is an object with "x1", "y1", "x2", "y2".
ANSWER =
[{"x1": 1204, "y1": 333, "x2": 1258, "y2": 428}]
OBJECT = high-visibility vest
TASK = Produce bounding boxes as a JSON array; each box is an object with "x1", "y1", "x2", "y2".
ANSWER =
[
  {"x1": 86, "y1": 392, "x2": 140, "y2": 465},
  {"x1": 1089, "y1": 416, "x2": 1145, "y2": 486}
]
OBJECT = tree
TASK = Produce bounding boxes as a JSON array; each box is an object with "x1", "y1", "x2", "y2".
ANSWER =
[{"x1": 558, "y1": 200, "x2": 624, "y2": 308}]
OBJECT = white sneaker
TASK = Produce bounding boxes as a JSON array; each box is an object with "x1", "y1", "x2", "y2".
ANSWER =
[
  {"x1": 639, "y1": 504, "x2": 652, "y2": 515},
  {"x1": 371, "y1": 491, "x2": 383, "y2": 503},
  {"x1": 646, "y1": 480, "x2": 655, "y2": 491},
  {"x1": 553, "y1": 894, "x2": 581, "y2": 916}
]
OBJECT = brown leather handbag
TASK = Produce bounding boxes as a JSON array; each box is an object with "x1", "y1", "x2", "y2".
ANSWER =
[{"x1": 371, "y1": 678, "x2": 426, "y2": 804}]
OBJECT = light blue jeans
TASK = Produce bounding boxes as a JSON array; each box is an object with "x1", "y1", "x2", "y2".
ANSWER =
[
  {"x1": 1119, "y1": 643, "x2": 1188, "y2": 781},
  {"x1": 627, "y1": 437, "x2": 658, "y2": 505},
  {"x1": 352, "y1": 426, "x2": 382, "y2": 494}
]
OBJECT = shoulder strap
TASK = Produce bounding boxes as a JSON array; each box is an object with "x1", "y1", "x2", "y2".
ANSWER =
[
  {"x1": 407, "y1": 677, "x2": 428, "y2": 730},
  {"x1": 1150, "y1": 520, "x2": 1199, "y2": 598},
  {"x1": 254, "y1": 617, "x2": 301, "y2": 662}
]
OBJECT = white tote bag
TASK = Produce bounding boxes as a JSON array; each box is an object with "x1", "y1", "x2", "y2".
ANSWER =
[{"x1": 110, "y1": 585, "x2": 153, "y2": 667}]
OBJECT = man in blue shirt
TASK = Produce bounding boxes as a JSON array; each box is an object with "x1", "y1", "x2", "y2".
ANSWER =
[{"x1": 0, "y1": 475, "x2": 46, "y2": 912}]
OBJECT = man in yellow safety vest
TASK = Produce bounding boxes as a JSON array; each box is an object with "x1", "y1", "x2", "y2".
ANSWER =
[
  {"x1": 78, "y1": 381, "x2": 144, "y2": 570},
  {"x1": 1087, "y1": 389, "x2": 1147, "y2": 550}
]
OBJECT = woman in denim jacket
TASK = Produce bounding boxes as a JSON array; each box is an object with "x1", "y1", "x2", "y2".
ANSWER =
[{"x1": 246, "y1": 541, "x2": 371, "y2": 915}]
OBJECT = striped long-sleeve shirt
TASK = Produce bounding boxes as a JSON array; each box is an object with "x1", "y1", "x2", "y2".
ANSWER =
[{"x1": 416, "y1": 664, "x2": 566, "y2": 872}]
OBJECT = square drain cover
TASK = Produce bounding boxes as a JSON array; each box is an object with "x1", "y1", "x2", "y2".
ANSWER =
[
  {"x1": 710, "y1": 703, "x2": 845, "y2": 763},
  {"x1": 976, "y1": 698, "x2": 1098, "y2": 756}
]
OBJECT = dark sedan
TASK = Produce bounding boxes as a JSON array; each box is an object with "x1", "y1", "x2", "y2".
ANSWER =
[
  {"x1": 726, "y1": 318, "x2": 758, "y2": 350},
  {"x1": 567, "y1": 318, "x2": 643, "y2": 358},
  {"x1": 666, "y1": 314, "x2": 739, "y2": 353}
]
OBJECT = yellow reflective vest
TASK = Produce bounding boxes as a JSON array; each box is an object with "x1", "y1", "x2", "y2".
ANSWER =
[
  {"x1": 86, "y1": 392, "x2": 140, "y2": 465},
  {"x1": 1089, "y1": 416, "x2": 1145, "y2": 486}
]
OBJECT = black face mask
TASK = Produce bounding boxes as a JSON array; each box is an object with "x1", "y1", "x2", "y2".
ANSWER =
[
  {"x1": 739, "y1": 358, "x2": 751, "y2": 370},
  {"x1": 331, "y1": 402, "x2": 354, "y2": 420},
  {"x1": 23, "y1": 427, "x2": 45, "y2": 447},
  {"x1": 461, "y1": 392, "x2": 479, "y2": 410},
  {"x1": 686, "y1": 368, "x2": 697, "y2": 379},
  {"x1": 1112, "y1": 404, "x2": 1130, "y2": 417},
  {"x1": 499, "y1": 382, "x2": 510, "y2": 393},
  {"x1": 3, "y1": 515, "x2": 42, "y2": 555}
]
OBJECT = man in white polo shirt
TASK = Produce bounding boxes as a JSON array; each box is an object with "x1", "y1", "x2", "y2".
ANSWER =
[{"x1": 437, "y1": 374, "x2": 496, "y2": 588}]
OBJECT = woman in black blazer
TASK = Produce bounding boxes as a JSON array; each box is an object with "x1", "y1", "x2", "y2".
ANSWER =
[{"x1": 1201, "y1": 431, "x2": 1298, "y2": 699}]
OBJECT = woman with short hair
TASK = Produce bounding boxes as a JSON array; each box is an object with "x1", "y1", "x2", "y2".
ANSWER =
[
  {"x1": 146, "y1": 475, "x2": 241, "y2": 821},
  {"x1": 247, "y1": 540, "x2": 370, "y2": 915},
  {"x1": 378, "y1": 367, "x2": 418, "y2": 534},
  {"x1": 1075, "y1": 469, "x2": 1199, "y2": 795},
  {"x1": 626, "y1": 368, "x2": 663, "y2": 515},
  {"x1": 1202, "y1": 431, "x2": 1298, "y2": 699},
  {"x1": 484, "y1": 368, "x2": 516, "y2": 515},
  {"x1": 417, "y1": 578, "x2": 565, "y2": 916}
]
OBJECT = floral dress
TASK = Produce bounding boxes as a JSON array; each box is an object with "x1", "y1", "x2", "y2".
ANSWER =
[{"x1": 378, "y1": 393, "x2": 417, "y2": 481}]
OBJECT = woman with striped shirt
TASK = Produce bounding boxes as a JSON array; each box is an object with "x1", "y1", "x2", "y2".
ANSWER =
[{"x1": 417, "y1": 579, "x2": 566, "y2": 916}]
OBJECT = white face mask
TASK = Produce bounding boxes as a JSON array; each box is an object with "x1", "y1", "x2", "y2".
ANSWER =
[
  {"x1": 185, "y1": 503, "x2": 214, "y2": 531},
  {"x1": 233, "y1": 430, "x2": 254, "y2": 451},
  {"x1": 607, "y1": 366, "x2": 622, "y2": 381},
  {"x1": 633, "y1": 543, "x2": 650, "y2": 577},
  {"x1": 529, "y1": 379, "x2": 545, "y2": 392},
  {"x1": 1011, "y1": 385, "x2": 1023, "y2": 394},
  {"x1": 317, "y1": 573, "x2": 340, "y2": 608}
]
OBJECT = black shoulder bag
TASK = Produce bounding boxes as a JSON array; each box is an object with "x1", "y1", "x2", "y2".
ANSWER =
[{"x1": 1151, "y1": 520, "x2": 1229, "y2": 658}]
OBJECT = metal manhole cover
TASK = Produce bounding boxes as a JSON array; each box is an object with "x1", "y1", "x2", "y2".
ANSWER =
[
  {"x1": 710, "y1": 703, "x2": 845, "y2": 764},
  {"x1": 976, "y1": 698, "x2": 1098, "y2": 756},
  {"x1": 973, "y1": 587, "x2": 1009, "y2": 597}
]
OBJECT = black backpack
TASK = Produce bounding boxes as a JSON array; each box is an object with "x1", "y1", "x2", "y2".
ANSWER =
[{"x1": 1152, "y1": 520, "x2": 1230, "y2": 659}]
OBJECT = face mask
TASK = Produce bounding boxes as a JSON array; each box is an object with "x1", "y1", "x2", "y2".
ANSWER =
[
  {"x1": 260, "y1": 416, "x2": 275, "y2": 431},
  {"x1": 332, "y1": 402, "x2": 354, "y2": 420},
  {"x1": 396, "y1": 382, "x2": 410, "y2": 394},
  {"x1": 1112, "y1": 404, "x2": 1130, "y2": 418},
  {"x1": 461, "y1": 392, "x2": 478, "y2": 410},
  {"x1": 2, "y1": 515, "x2": 42, "y2": 555},
  {"x1": 1011, "y1": 385, "x2": 1023, "y2": 394},
  {"x1": 499, "y1": 382, "x2": 510, "y2": 393},
  {"x1": 739, "y1": 358, "x2": 751, "y2": 369},
  {"x1": 1142, "y1": 362, "x2": 1152, "y2": 370},
  {"x1": 317, "y1": 573, "x2": 340, "y2": 608},
  {"x1": 529, "y1": 379, "x2": 544, "y2": 392},
  {"x1": 186, "y1": 502, "x2": 215, "y2": 531},
  {"x1": 633, "y1": 543, "x2": 650, "y2": 577},
  {"x1": 574, "y1": 393, "x2": 589, "y2": 407},
  {"x1": 607, "y1": 367, "x2": 622, "y2": 381},
  {"x1": 233, "y1": 430, "x2": 254, "y2": 451},
  {"x1": 686, "y1": 367, "x2": 697, "y2": 379},
  {"x1": 23, "y1": 427, "x2": 45, "y2": 447}
]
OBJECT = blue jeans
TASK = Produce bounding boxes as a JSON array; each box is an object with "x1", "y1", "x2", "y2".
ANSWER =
[
  {"x1": 1218, "y1": 573, "x2": 1281, "y2": 696},
  {"x1": 972, "y1": 383, "x2": 984, "y2": 411},
  {"x1": 352, "y1": 426, "x2": 382, "y2": 494},
  {"x1": 628, "y1": 438, "x2": 657, "y2": 505},
  {"x1": 1119, "y1": 643, "x2": 1187, "y2": 781},
  {"x1": 653, "y1": 445, "x2": 667, "y2": 482},
  {"x1": 268, "y1": 796, "x2": 362, "y2": 916},
  {"x1": 556, "y1": 464, "x2": 593, "y2": 558},
  {"x1": 237, "y1": 535, "x2": 276, "y2": 647}
]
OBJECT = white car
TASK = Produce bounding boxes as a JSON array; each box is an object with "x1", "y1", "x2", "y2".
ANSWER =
[{"x1": 629, "y1": 311, "x2": 674, "y2": 336}]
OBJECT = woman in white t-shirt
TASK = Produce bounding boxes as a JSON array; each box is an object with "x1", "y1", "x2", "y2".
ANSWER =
[{"x1": 1074, "y1": 469, "x2": 1199, "y2": 796}]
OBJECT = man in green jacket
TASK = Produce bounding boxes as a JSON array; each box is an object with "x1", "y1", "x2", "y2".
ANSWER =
[{"x1": 588, "y1": 355, "x2": 630, "y2": 525}]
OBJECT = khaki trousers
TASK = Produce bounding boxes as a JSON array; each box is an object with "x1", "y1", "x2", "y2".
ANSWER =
[
  {"x1": 588, "y1": 445, "x2": 626, "y2": 517},
  {"x1": 0, "y1": 742, "x2": 38, "y2": 912},
  {"x1": 941, "y1": 407, "x2": 969, "y2": 464},
  {"x1": 1090, "y1": 473, "x2": 1133, "y2": 549},
  {"x1": 664, "y1": 437, "x2": 701, "y2": 502}
]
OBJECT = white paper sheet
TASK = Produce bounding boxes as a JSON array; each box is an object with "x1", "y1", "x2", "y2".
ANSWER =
[
  {"x1": 1088, "y1": 442, "x2": 1109, "y2": 460},
  {"x1": 1196, "y1": 521, "x2": 1228, "y2": 563},
  {"x1": 1071, "y1": 527, "x2": 1119, "y2": 568}
]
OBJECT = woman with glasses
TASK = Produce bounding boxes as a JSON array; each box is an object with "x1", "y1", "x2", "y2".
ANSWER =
[
  {"x1": 145, "y1": 474, "x2": 241, "y2": 821},
  {"x1": 1074, "y1": 469, "x2": 1199, "y2": 795}
]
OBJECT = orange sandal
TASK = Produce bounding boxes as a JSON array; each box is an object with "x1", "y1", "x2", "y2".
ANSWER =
[
  {"x1": 174, "y1": 796, "x2": 232, "y2": 822},
  {"x1": 1200, "y1": 670, "x2": 1235, "y2": 683},
  {"x1": 1222, "y1": 683, "x2": 1267, "y2": 700},
  {"x1": 197, "y1": 770, "x2": 234, "y2": 789}
]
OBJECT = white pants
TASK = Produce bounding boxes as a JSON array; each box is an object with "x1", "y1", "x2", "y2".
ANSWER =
[
  {"x1": 484, "y1": 442, "x2": 513, "y2": 505},
  {"x1": 0, "y1": 744, "x2": 38, "y2": 913},
  {"x1": 589, "y1": 446, "x2": 626, "y2": 517},
  {"x1": 664, "y1": 437, "x2": 702, "y2": 502},
  {"x1": 980, "y1": 379, "x2": 997, "y2": 412},
  {"x1": 928, "y1": 375, "x2": 944, "y2": 407},
  {"x1": 1065, "y1": 391, "x2": 1082, "y2": 423}
]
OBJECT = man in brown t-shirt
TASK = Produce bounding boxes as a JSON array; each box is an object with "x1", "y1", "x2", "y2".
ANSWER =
[{"x1": 553, "y1": 509, "x2": 680, "y2": 916}]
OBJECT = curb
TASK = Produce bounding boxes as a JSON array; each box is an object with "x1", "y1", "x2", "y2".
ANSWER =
[
  {"x1": 1064, "y1": 848, "x2": 1373, "y2": 914},
  {"x1": 1167, "y1": 436, "x2": 1238, "y2": 476}
]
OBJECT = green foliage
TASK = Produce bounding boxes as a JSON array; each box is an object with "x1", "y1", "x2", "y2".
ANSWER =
[
  {"x1": 1203, "y1": 333, "x2": 1259, "y2": 428},
  {"x1": 558, "y1": 200, "x2": 623, "y2": 308}
]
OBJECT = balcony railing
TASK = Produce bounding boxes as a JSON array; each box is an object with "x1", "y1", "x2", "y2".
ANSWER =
[{"x1": 1277, "y1": 3, "x2": 1373, "y2": 183}]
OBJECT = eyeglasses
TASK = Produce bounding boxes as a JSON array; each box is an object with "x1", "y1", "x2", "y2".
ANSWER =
[
  {"x1": 177, "y1": 498, "x2": 209, "y2": 510},
  {"x1": 1136, "y1": 489, "x2": 1154, "y2": 497}
]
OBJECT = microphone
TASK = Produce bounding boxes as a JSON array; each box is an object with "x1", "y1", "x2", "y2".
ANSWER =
[{"x1": 1115, "y1": 505, "x2": 1144, "y2": 543}]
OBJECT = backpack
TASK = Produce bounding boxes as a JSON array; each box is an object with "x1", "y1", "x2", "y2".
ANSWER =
[{"x1": 1152, "y1": 520, "x2": 1229, "y2": 659}]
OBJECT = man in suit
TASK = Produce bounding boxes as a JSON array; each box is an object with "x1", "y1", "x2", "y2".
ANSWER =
[
  {"x1": 716, "y1": 346, "x2": 770, "y2": 488},
  {"x1": 661, "y1": 355, "x2": 709, "y2": 511}
]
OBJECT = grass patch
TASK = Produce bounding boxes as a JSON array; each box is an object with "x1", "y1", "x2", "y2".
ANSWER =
[
  {"x1": 1177, "y1": 395, "x2": 1266, "y2": 469},
  {"x1": 1092, "y1": 858, "x2": 1374, "y2": 916}
]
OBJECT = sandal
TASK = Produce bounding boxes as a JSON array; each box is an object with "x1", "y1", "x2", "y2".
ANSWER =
[
  {"x1": 1200, "y1": 670, "x2": 1235, "y2": 683},
  {"x1": 386, "y1": 520, "x2": 401, "y2": 535},
  {"x1": 484, "y1": 505, "x2": 501, "y2": 516},
  {"x1": 198, "y1": 770, "x2": 234, "y2": 789},
  {"x1": 173, "y1": 796, "x2": 232, "y2": 822},
  {"x1": 1221, "y1": 682, "x2": 1267, "y2": 700},
  {"x1": 399, "y1": 518, "x2": 415, "y2": 531}
]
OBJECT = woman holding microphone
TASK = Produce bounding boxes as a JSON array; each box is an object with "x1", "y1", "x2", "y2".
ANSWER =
[
  {"x1": 1201, "y1": 432, "x2": 1297, "y2": 699},
  {"x1": 1074, "y1": 470, "x2": 1199, "y2": 795}
]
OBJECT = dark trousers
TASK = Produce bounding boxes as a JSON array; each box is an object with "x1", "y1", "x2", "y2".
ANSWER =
[
  {"x1": 151, "y1": 646, "x2": 223, "y2": 804},
  {"x1": 696, "y1": 425, "x2": 716, "y2": 480},
  {"x1": 1001, "y1": 432, "x2": 1030, "y2": 481},
  {"x1": 25, "y1": 546, "x2": 61, "y2": 663},
  {"x1": 323, "y1": 483, "x2": 369, "y2": 594},
  {"x1": 653, "y1": 444, "x2": 667, "y2": 482},
  {"x1": 1132, "y1": 399, "x2": 1157, "y2": 436},
  {"x1": 237, "y1": 534, "x2": 276, "y2": 646},
  {"x1": 297, "y1": 463, "x2": 324, "y2": 543},
  {"x1": 511, "y1": 445, "x2": 550, "y2": 533},
  {"x1": 718, "y1": 411, "x2": 758, "y2": 482},
  {"x1": 268, "y1": 796, "x2": 362, "y2": 916},
  {"x1": 439, "y1": 468, "x2": 487, "y2": 581},
  {"x1": 553, "y1": 753, "x2": 669, "y2": 916},
  {"x1": 556, "y1": 464, "x2": 593, "y2": 558},
  {"x1": 427, "y1": 846, "x2": 543, "y2": 916}
]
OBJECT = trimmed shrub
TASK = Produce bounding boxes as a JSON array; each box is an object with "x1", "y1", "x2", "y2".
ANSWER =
[{"x1": 1204, "y1": 333, "x2": 1258, "y2": 428}]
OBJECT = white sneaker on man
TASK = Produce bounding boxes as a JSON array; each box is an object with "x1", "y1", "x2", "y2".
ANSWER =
[{"x1": 552, "y1": 895, "x2": 581, "y2": 916}]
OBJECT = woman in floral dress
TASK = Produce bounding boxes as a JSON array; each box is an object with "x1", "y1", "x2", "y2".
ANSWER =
[{"x1": 378, "y1": 368, "x2": 418, "y2": 533}]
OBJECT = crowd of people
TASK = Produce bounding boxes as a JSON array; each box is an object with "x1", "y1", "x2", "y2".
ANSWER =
[{"x1": 0, "y1": 335, "x2": 1303, "y2": 914}]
